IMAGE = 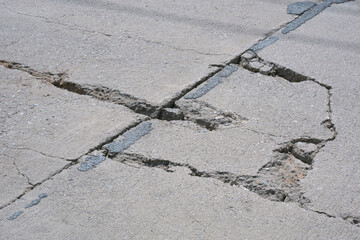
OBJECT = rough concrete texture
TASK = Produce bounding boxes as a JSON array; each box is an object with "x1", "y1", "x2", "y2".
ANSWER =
[
  {"x1": 0, "y1": 0, "x2": 295, "y2": 107},
  {"x1": 0, "y1": 160, "x2": 359, "y2": 239},
  {"x1": 258, "y1": 0, "x2": 360, "y2": 221},
  {"x1": 1, "y1": 0, "x2": 359, "y2": 238},
  {"x1": 0, "y1": 66, "x2": 145, "y2": 207}
]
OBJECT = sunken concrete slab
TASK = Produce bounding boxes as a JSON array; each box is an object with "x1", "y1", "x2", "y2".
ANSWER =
[
  {"x1": 0, "y1": 66, "x2": 145, "y2": 205},
  {"x1": 0, "y1": 159, "x2": 359, "y2": 239},
  {"x1": 0, "y1": 0, "x2": 295, "y2": 108},
  {"x1": 256, "y1": 1, "x2": 360, "y2": 220}
]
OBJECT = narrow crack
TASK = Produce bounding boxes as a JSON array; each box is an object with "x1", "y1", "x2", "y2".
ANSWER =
[
  {"x1": 0, "y1": 119, "x2": 145, "y2": 211},
  {"x1": 12, "y1": 161, "x2": 33, "y2": 187},
  {"x1": 1, "y1": 3, "x2": 231, "y2": 57},
  {"x1": 3, "y1": 146, "x2": 71, "y2": 161}
]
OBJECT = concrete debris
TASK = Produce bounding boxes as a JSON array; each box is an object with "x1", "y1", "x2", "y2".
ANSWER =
[
  {"x1": 175, "y1": 99, "x2": 244, "y2": 130},
  {"x1": 160, "y1": 108, "x2": 184, "y2": 121},
  {"x1": 291, "y1": 142, "x2": 318, "y2": 164}
]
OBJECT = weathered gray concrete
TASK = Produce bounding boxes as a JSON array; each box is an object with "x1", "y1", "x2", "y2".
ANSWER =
[
  {"x1": 1, "y1": 0, "x2": 359, "y2": 238},
  {"x1": 0, "y1": 159, "x2": 359, "y2": 239},
  {"x1": 0, "y1": 66, "x2": 145, "y2": 207},
  {"x1": 257, "y1": 0, "x2": 360, "y2": 221}
]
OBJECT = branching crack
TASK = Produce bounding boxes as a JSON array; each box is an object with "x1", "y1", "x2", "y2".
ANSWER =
[
  {"x1": 113, "y1": 152, "x2": 310, "y2": 203},
  {"x1": 12, "y1": 161, "x2": 33, "y2": 187}
]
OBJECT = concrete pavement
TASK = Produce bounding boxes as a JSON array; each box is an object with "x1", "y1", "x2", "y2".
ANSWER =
[{"x1": 1, "y1": 0, "x2": 359, "y2": 239}]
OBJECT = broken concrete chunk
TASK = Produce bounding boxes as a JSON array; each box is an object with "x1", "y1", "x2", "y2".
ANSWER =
[
  {"x1": 241, "y1": 50, "x2": 256, "y2": 60},
  {"x1": 240, "y1": 56, "x2": 276, "y2": 75},
  {"x1": 287, "y1": 2, "x2": 316, "y2": 15},
  {"x1": 160, "y1": 108, "x2": 184, "y2": 121},
  {"x1": 175, "y1": 99, "x2": 243, "y2": 130},
  {"x1": 104, "y1": 122, "x2": 153, "y2": 156},
  {"x1": 292, "y1": 142, "x2": 318, "y2": 164}
]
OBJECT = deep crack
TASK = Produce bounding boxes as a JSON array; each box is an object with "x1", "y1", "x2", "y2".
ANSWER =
[{"x1": 113, "y1": 152, "x2": 310, "y2": 203}]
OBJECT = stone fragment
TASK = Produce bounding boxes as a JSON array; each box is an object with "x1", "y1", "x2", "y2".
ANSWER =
[
  {"x1": 292, "y1": 142, "x2": 318, "y2": 164},
  {"x1": 160, "y1": 108, "x2": 184, "y2": 121}
]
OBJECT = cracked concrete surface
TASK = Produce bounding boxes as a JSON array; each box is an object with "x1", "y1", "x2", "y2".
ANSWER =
[
  {"x1": 1, "y1": 0, "x2": 359, "y2": 238},
  {"x1": 0, "y1": 0, "x2": 296, "y2": 108},
  {"x1": 1, "y1": 160, "x2": 359, "y2": 239},
  {"x1": 256, "y1": 0, "x2": 360, "y2": 223},
  {"x1": 0, "y1": 66, "x2": 145, "y2": 209}
]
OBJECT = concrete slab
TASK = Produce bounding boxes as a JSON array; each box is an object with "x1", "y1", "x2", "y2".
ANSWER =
[
  {"x1": 256, "y1": 1, "x2": 360, "y2": 219},
  {"x1": 0, "y1": 0, "x2": 295, "y2": 107},
  {"x1": 188, "y1": 68, "x2": 332, "y2": 141},
  {"x1": 0, "y1": 159, "x2": 359, "y2": 239},
  {"x1": 0, "y1": 66, "x2": 145, "y2": 205},
  {"x1": 122, "y1": 120, "x2": 281, "y2": 176}
]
